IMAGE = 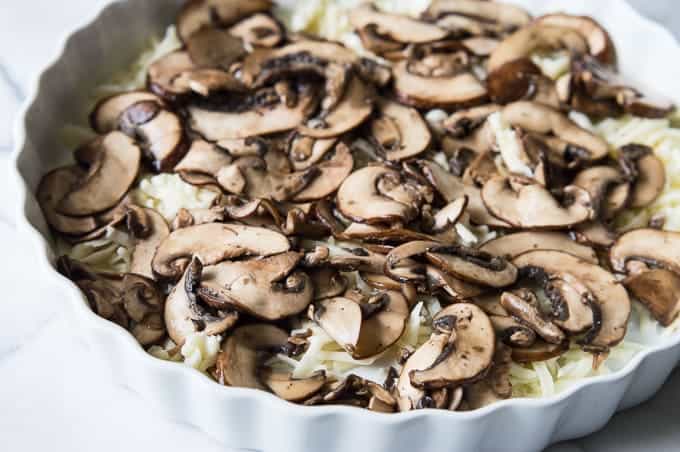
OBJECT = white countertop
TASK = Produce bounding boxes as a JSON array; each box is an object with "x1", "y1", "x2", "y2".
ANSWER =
[{"x1": 0, "y1": 1, "x2": 678, "y2": 451}]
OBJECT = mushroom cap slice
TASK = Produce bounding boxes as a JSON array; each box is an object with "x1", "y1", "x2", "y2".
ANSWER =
[
  {"x1": 369, "y1": 99, "x2": 431, "y2": 161},
  {"x1": 610, "y1": 229, "x2": 680, "y2": 275},
  {"x1": 152, "y1": 223, "x2": 290, "y2": 279},
  {"x1": 424, "y1": 0, "x2": 531, "y2": 29},
  {"x1": 185, "y1": 26, "x2": 245, "y2": 69},
  {"x1": 313, "y1": 297, "x2": 362, "y2": 352},
  {"x1": 287, "y1": 134, "x2": 338, "y2": 170},
  {"x1": 426, "y1": 265, "x2": 485, "y2": 300},
  {"x1": 337, "y1": 166, "x2": 417, "y2": 225},
  {"x1": 425, "y1": 244, "x2": 518, "y2": 288},
  {"x1": 229, "y1": 13, "x2": 283, "y2": 48},
  {"x1": 58, "y1": 132, "x2": 141, "y2": 216},
  {"x1": 174, "y1": 140, "x2": 233, "y2": 176},
  {"x1": 353, "y1": 291, "x2": 409, "y2": 359},
  {"x1": 130, "y1": 208, "x2": 170, "y2": 280},
  {"x1": 500, "y1": 290, "x2": 565, "y2": 344},
  {"x1": 130, "y1": 107, "x2": 188, "y2": 172},
  {"x1": 90, "y1": 91, "x2": 162, "y2": 134},
  {"x1": 514, "y1": 250, "x2": 631, "y2": 349},
  {"x1": 480, "y1": 231, "x2": 597, "y2": 263},
  {"x1": 165, "y1": 258, "x2": 239, "y2": 345},
  {"x1": 198, "y1": 252, "x2": 313, "y2": 321},
  {"x1": 511, "y1": 339, "x2": 569, "y2": 363},
  {"x1": 147, "y1": 51, "x2": 196, "y2": 99},
  {"x1": 310, "y1": 267, "x2": 348, "y2": 300},
  {"x1": 215, "y1": 323, "x2": 288, "y2": 390},
  {"x1": 393, "y1": 61, "x2": 487, "y2": 109},
  {"x1": 546, "y1": 273, "x2": 598, "y2": 335},
  {"x1": 397, "y1": 331, "x2": 449, "y2": 411},
  {"x1": 261, "y1": 369, "x2": 327, "y2": 402},
  {"x1": 620, "y1": 144, "x2": 665, "y2": 208},
  {"x1": 176, "y1": 0, "x2": 273, "y2": 42},
  {"x1": 502, "y1": 101, "x2": 609, "y2": 161},
  {"x1": 37, "y1": 167, "x2": 99, "y2": 236},
  {"x1": 464, "y1": 344, "x2": 513, "y2": 410},
  {"x1": 625, "y1": 269, "x2": 680, "y2": 327},
  {"x1": 573, "y1": 165, "x2": 630, "y2": 220},
  {"x1": 482, "y1": 176, "x2": 593, "y2": 229},
  {"x1": 410, "y1": 303, "x2": 495, "y2": 389},
  {"x1": 349, "y1": 4, "x2": 449, "y2": 44},
  {"x1": 292, "y1": 143, "x2": 354, "y2": 202},
  {"x1": 431, "y1": 196, "x2": 467, "y2": 232}
]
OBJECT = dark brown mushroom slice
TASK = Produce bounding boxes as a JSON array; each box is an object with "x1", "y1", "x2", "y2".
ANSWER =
[
  {"x1": 500, "y1": 290, "x2": 565, "y2": 344},
  {"x1": 147, "y1": 51, "x2": 196, "y2": 100},
  {"x1": 480, "y1": 231, "x2": 597, "y2": 263},
  {"x1": 537, "y1": 14, "x2": 616, "y2": 64},
  {"x1": 619, "y1": 144, "x2": 666, "y2": 208},
  {"x1": 610, "y1": 229, "x2": 680, "y2": 275},
  {"x1": 287, "y1": 133, "x2": 337, "y2": 171},
  {"x1": 198, "y1": 251, "x2": 313, "y2": 321},
  {"x1": 214, "y1": 323, "x2": 288, "y2": 390},
  {"x1": 423, "y1": 0, "x2": 532, "y2": 32},
  {"x1": 229, "y1": 13, "x2": 283, "y2": 48},
  {"x1": 174, "y1": 139, "x2": 233, "y2": 176},
  {"x1": 514, "y1": 250, "x2": 631, "y2": 350},
  {"x1": 369, "y1": 98, "x2": 431, "y2": 162},
  {"x1": 410, "y1": 303, "x2": 495, "y2": 389},
  {"x1": 625, "y1": 269, "x2": 680, "y2": 327},
  {"x1": 392, "y1": 60, "x2": 487, "y2": 109},
  {"x1": 164, "y1": 257, "x2": 239, "y2": 345},
  {"x1": 425, "y1": 244, "x2": 518, "y2": 288},
  {"x1": 130, "y1": 208, "x2": 170, "y2": 280},
  {"x1": 152, "y1": 223, "x2": 290, "y2": 279},
  {"x1": 486, "y1": 58, "x2": 559, "y2": 108},
  {"x1": 511, "y1": 339, "x2": 569, "y2": 363},
  {"x1": 349, "y1": 4, "x2": 449, "y2": 44},
  {"x1": 482, "y1": 176, "x2": 593, "y2": 229},
  {"x1": 573, "y1": 165, "x2": 630, "y2": 220},
  {"x1": 90, "y1": 91, "x2": 163, "y2": 134},
  {"x1": 57, "y1": 132, "x2": 141, "y2": 216},
  {"x1": 176, "y1": 0, "x2": 273, "y2": 42},
  {"x1": 261, "y1": 369, "x2": 327, "y2": 402},
  {"x1": 292, "y1": 143, "x2": 354, "y2": 202},
  {"x1": 443, "y1": 104, "x2": 501, "y2": 138},
  {"x1": 464, "y1": 344, "x2": 513, "y2": 410}
]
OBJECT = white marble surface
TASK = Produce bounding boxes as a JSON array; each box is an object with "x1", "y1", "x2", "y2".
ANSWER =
[{"x1": 0, "y1": 1, "x2": 678, "y2": 451}]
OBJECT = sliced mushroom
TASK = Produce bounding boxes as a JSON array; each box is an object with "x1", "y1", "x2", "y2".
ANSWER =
[
  {"x1": 426, "y1": 265, "x2": 485, "y2": 300},
  {"x1": 480, "y1": 231, "x2": 597, "y2": 263},
  {"x1": 152, "y1": 223, "x2": 290, "y2": 279},
  {"x1": 625, "y1": 269, "x2": 680, "y2": 327},
  {"x1": 431, "y1": 196, "x2": 468, "y2": 232},
  {"x1": 368, "y1": 99, "x2": 431, "y2": 161},
  {"x1": 444, "y1": 104, "x2": 501, "y2": 138},
  {"x1": 350, "y1": 4, "x2": 449, "y2": 44},
  {"x1": 423, "y1": 0, "x2": 531, "y2": 34},
  {"x1": 619, "y1": 144, "x2": 665, "y2": 208},
  {"x1": 310, "y1": 267, "x2": 348, "y2": 300},
  {"x1": 488, "y1": 314, "x2": 537, "y2": 348},
  {"x1": 486, "y1": 58, "x2": 559, "y2": 107},
  {"x1": 422, "y1": 244, "x2": 518, "y2": 288},
  {"x1": 500, "y1": 290, "x2": 565, "y2": 344},
  {"x1": 610, "y1": 229, "x2": 680, "y2": 275},
  {"x1": 147, "y1": 51, "x2": 196, "y2": 100},
  {"x1": 286, "y1": 134, "x2": 337, "y2": 171},
  {"x1": 464, "y1": 344, "x2": 512, "y2": 410},
  {"x1": 176, "y1": 0, "x2": 273, "y2": 42},
  {"x1": 165, "y1": 257, "x2": 239, "y2": 345},
  {"x1": 545, "y1": 272, "x2": 599, "y2": 334},
  {"x1": 58, "y1": 132, "x2": 141, "y2": 216},
  {"x1": 130, "y1": 208, "x2": 170, "y2": 279},
  {"x1": 511, "y1": 339, "x2": 569, "y2": 363},
  {"x1": 573, "y1": 165, "x2": 630, "y2": 220},
  {"x1": 410, "y1": 303, "x2": 495, "y2": 389},
  {"x1": 292, "y1": 143, "x2": 354, "y2": 202},
  {"x1": 214, "y1": 323, "x2": 288, "y2": 390},
  {"x1": 174, "y1": 139, "x2": 233, "y2": 175},
  {"x1": 197, "y1": 251, "x2": 313, "y2": 321},
  {"x1": 261, "y1": 369, "x2": 327, "y2": 402},
  {"x1": 185, "y1": 26, "x2": 245, "y2": 69},
  {"x1": 229, "y1": 13, "x2": 283, "y2": 48},
  {"x1": 90, "y1": 91, "x2": 163, "y2": 134},
  {"x1": 482, "y1": 176, "x2": 593, "y2": 229}
]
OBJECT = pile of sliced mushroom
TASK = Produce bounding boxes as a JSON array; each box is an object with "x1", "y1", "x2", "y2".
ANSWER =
[{"x1": 38, "y1": 0, "x2": 679, "y2": 412}]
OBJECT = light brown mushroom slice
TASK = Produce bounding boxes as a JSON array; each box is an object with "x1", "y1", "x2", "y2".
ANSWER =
[
  {"x1": 148, "y1": 51, "x2": 196, "y2": 99},
  {"x1": 292, "y1": 143, "x2": 354, "y2": 202},
  {"x1": 393, "y1": 61, "x2": 487, "y2": 109},
  {"x1": 176, "y1": 0, "x2": 273, "y2": 42},
  {"x1": 229, "y1": 13, "x2": 283, "y2": 48},
  {"x1": 625, "y1": 269, "x2": 680, "y2": 327},
  {"x1": 410, "y1": 303, "x2": 495, "y2": 389},
  {"x1": 130, "y1": 107, "x2": 188, "y2": 172},
  {"x1": 185, "y1": 26, "x2": 245, "y2": 69},
  {"x1": 369, "y1": 98, "x2": 431, "y2": 161},
  {"x1": 152, "y1": 223, "x2": 290, "y2": 279},
  {"x1": 198, "y1": 252, "x2": 313, "y2": 321},
  {"x1": 462, "y1": 37, "x2": 500, "y2": 57},
  {"x1": 482, "y1": 176, "x2": 593, "y2": 229},
  {"x1": 37, "y1": 167, "x2": 99, "y2": 236},
  {"x1": 465, "y1": 344, "x2": 513, "y2": 410},
  {"x1": 385, "y1": 240, "x2": 437, "y2": 283},
  {"x1": 572, "y1": 221, "x2": 617, "y2": 248},
  {"x1": 349, "y1": 4, "x2": 448, "y2": 43},
  {"x1": 287, "y1": 134, "x2": 338, "y2": 170},
  {"x1": 215, "y1": 323, "x2": 288, "y2": 390},
  {"x1": 174, "y1": 140, "x2": 233, "y2": 176},
  {"x1": 337, "y1": 166, "x2": 416, "y2": 225},
  {"x1": 313, "y1": 297, "x2": 363, "y2": 352},
  {"x1": 342, "y1": 223, "x2": 434, "y2": 244},
  {"x1": 500, "y1": 290, "x2": 565, "y2": 344},
  {"x1": 489, "y1": 315, "x2": 537, "y2": 348},
  {"x1": 121, "y1": 273, "x2": 166, "y2": 345},
  {"x1": 573, "y1": 166, "x2": 630, "y2": 220},
  {"x1": 164, "y1": 258, "x2": 239, "y2": 345},
  {"x1": 535, "y1": 13, "x2": 616, "y2": 65},
  {"x1": 130, "y1": 208, "x2": 170, "y2": 280},
  {"x1": 547, "y1": 273, "x2": 597, "y2": 335},
  {"x1": 480, "y1": 231, "x2": 598, "y2": 263},
  {"x1": 90, "y1": 91, "x2": 162, "y2": 133},
  {"x1": 396, "y1": 331, "x2": 449, "y2": 411},
  {"x1": 58, "y1": 132, "x2": 141, "y2": 216},
  {"x1": 310, "y1": 267, "x2": 348, "y2": 300},
  {"x1": 610, "y1": 229, "x2": 680, "y2": 275},
  {"x1": 444, "y1": 104, "x2": 501, "y2": 137},
  {"x1": 353, "y1": 291, "x2": 409, "y2": 359},
  {"x1": 620, "y1": 144, "x2": 666, "y2": 208},
  {"x1": 298, "y1": 76, "x2": 374, "y2": 139},
  {"x1": 424, "y1": 0, "x2": 531, "y2": 30},
  {"x1": 432, "y1": 196, "x2": 468, "y2": 232},
  {"x1": 261, "y1": 369, "x2": 327, "y2": 402},
  {"x1": 425, "y1": 265, "x2": 485, "y2": 300},
  {"x1": 514, "y1": 250, "x2": 631, "y2": 350},
  {"x1": 502, "y1": 101, "x2": 609, "y2": 161},
  {"x1": 425, "y1": 244, "x2": 518, "y2": 288},
  {"x1": 511, "y1": 339, "x2": 569, "y2": 363},
  {"x1": 173, "y1": 69, "x2": 247, "y2": 97}
]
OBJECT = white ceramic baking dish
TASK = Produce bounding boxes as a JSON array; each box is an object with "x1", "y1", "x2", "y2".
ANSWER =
[{"x1": 12, "y1": 1, "x2": 680, "y2": 451}]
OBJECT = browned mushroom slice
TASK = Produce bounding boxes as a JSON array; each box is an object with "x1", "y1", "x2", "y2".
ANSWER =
[
  {"x1": 482, "y1": 176, "x2": 593, "y2": 229},
  {"x1": 500, "y1": 290, "x2": 565, "y2": 344},
  {"x1": 480, "y1": 231, "x2": 597, "y2": 263},
  {"x1": 298, "y1": 76, "x2": 374, "y2": 139},
  {"x1": 198, "y1": 251, "x2": 313, "y2": 321},
  {"x1": 489, "y1": 314, "x2": 537, "y2": 348},
  {"x1": 573, "y1": 166, "x2": 630, "y2": 220},
  {"x1": 426, "y1": 265, "x2": 484, "y2": 300},
  {"x1": 464, "y1": 344, "x2": 513, "y2": 410},
  {"x1": 58, "y1": 132, "x2": 141, "y2": 216},
  {"x1": 571, "y1": 221, "x2": 617, "y2": 248},
  {"x1": 511, "y1": 339, "x2": 569, "y2": 363},
  {"x1": 619, "y1": 144, "x2": 666, "y2": 208},
  {"x1": 369, "y1": 99, "x2": 431, "y2": 161},
  {"x1": 312, "y1": 297, "x2": 362, "y2": 352},
  {"x1": 229, "y1": 13, "x2": 283, "y2": 48},
  {"x1": 486, "y1": 58, "x2": 559, "y2": 107},
  {"x1": 185, "y1": 26, "x2": 245, "y2": 69},
  {"x1": 165, "y1": 258, "x2": 239, "y2": 345},
  {"x1": 444, "y1": 104, "x2": 501, "y2": 138},
  {"x1": 292, "y1": 143, "x2": 354, "y2": 202},
  {"x1": 173, "y1": 68, "x2": 248, "y2": 98},
  {"x1": 148, "y1": 51, "x2": 196, "y2": 100},
  {"x1": 261, "y1": 369, "x2": 327, "y2": 402},
  {"x1": 90, "y1": 91, "x2": 162, "y2": 134},
  {"x1": 37, "y1": 167, "x2": 99, "y2": 236},
  {"x1": 287, "y1": 134, "x2": 337, "y2": 170},
  {"x1": 310, "y1": 267, "x2": 348, "y2": 300},
  {"x1": 337, "y1": 166, "x2": 418, "y2": 225},
  {"x1": 502, "y1": 101, "x2": 609, "y2": 161},
  {"x1": 514, "y1": 250, "x2": 631, "y2": 350},
  {"x1": 152, "y1": 223, "x2": 290, "y2": 279},
  {"x1": 423, "y1": 0, "x2": 531, "y2": 32},
  {"x1": 410, "y1": 303, "x2": 495, "y2": 389},
  {"x1": 214, "y1": 323, "x2": 288, "y2": 389},
  {"x1": 349, "y1": 4, "x2": 448, "y2": 44},
  {"x1": 545, "y1": 272, "x2": 598, "y2": 335},
  {"x1": 610, "y1": 229, "x2": 680, "y2": 275},
  {"x1": 384, "y1": 240, "x2": 435, "y2": 284},
  {"x1": 625, "y1": 269, "x2": 680, "y2": 326},
  {"x1": 174, "y1": 140, "x2": 233, "y2": 176},
  {"x1": 130, "y1": 208, "x2": 170, "y2": 280},
  {"x1": 176, "y1": 0, "x2": 273, "y2": 42},
  {"x1": 120, "y1": 273, "x2": 166, "y2": 345},
  {"x1": 425, "y1": 244, "x2": 518, "y2": 288},
  {"x1": 393, "y1": 60, "x2": 487, "y2": 109}
]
